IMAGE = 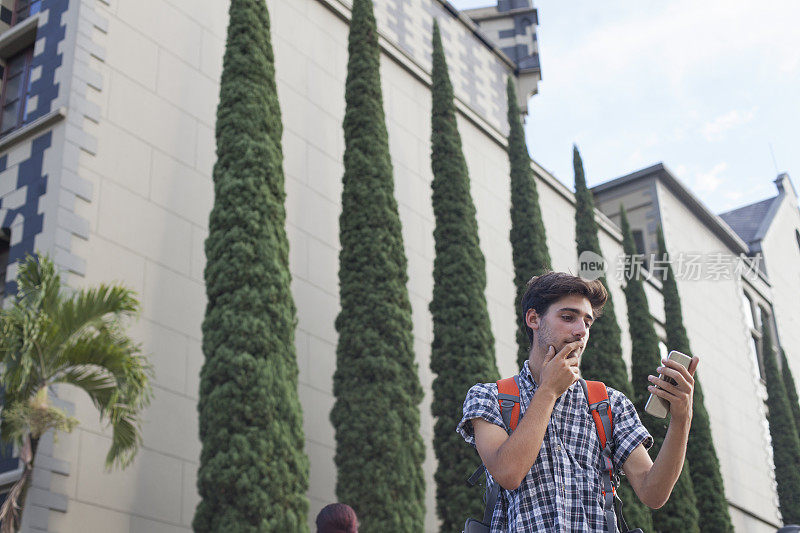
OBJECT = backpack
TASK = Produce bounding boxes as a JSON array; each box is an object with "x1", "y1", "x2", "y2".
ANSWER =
[{"x1": 463, "y1": 377, "x2": 642, "y2": 533}]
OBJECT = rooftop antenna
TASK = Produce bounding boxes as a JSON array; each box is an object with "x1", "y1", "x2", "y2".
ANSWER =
[{"x1": 768, "y1": 142, "x2": 779, "y2": 175}]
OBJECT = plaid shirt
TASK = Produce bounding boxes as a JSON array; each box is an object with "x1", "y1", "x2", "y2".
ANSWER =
[{"x1": 457, "y1": 361, "x2": 652, "y2": 532}]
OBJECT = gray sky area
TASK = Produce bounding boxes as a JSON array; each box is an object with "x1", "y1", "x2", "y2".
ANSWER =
[{"x1": 448, "y1": 0, "x2": 800, "y2": 214}]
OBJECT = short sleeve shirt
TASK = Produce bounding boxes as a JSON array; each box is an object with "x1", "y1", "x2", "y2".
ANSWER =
[{"x1": 457, "y1": 361, "x2": 653, "y2": 532}]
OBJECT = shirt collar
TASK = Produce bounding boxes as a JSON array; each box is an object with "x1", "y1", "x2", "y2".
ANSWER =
[{"x1": 520, "y1": 360, "x2": 538, "y2": 392}]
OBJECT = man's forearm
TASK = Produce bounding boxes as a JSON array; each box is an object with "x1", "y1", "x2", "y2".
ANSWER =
[
  {"x1": 488, "y1": 389, "x2": 557, "y2": 489},
  {"x1": 639, "y1": 417, "x2": 691, "y2": 508}
]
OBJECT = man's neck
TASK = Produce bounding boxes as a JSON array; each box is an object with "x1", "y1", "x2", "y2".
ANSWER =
[{"x1": 528, "y1": 350, "x2": 543, "y2": 385}]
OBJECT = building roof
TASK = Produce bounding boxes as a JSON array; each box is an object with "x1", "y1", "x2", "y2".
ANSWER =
[
  {"x1": 592, "y1": 163, "x2": 750, "y2": 254},
  {"x1": 718, "y1": 196, "x2": 779, "y2": 245},
  {"x1": 718, "y1": 173, "x2": 797, "y2": 247}
]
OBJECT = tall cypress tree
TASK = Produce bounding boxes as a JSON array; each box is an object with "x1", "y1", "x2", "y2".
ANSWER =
[
  {"x1": 573, "y1": 148, "x2": 646, "y2": 524},
  {"x1": 620, "y1": 207, "x2": 697, "y2": 532},
  {"x1": 762, "y1": 317, "x2": 800, "y2": 524},
  {"x1": 330, "y1": 0, "x2": 425, "y2": 530},
  {"x1": 429, "y1": 22, "x2": 500, "y2": 531},
  {"x1": 780, "y1": 348, "x2": 800, "y2": 438},
  {"x1": 657, "y1": 228, "x2": 732, "y2": 532},
  {"x1": 195, "y1": 0, "x2": 309, "y2": 530},
  {"x1": 572, "y1": 146, "x2": 630, "y2": 394},
  {"x1": 506, "y1": 77, "x2": 551, "y2": 368}
]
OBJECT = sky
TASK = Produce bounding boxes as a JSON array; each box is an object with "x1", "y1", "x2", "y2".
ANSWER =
[{"x1": 448, "y1": 0, "x2": 800, "y2": 214}]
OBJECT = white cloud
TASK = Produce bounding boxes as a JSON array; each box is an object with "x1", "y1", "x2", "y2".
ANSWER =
[
  {"x1": 702, "y1": 108, "x2": 757, "y2": 141},
  {"x1": 694, "y1": 162, "x2": 727, "y2": 193}
]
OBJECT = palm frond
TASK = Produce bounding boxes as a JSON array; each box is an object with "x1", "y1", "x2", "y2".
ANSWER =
[
  {"x1": 49, "y1": 284, "x2": 139, "y2": 352},
  {"x1": 104, "y1": 411, "x2": 141, "y2": 469},
  {"x1": 0, "y1": 254, "x2": 153, "y2": 474},
  {"x1": 14, "y1": 254, "x2": 60, "y2": 312},
  {"x1": 50, "y1": 365, "x2": 118, "y2": 412},
  {"x1": 50, "y1": 328, "x2": 138, "y2": 382}
]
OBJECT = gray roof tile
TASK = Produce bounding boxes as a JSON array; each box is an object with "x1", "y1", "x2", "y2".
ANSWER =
[{"x1": 718, "y1": 197, "x2": 777, "y2": 243}]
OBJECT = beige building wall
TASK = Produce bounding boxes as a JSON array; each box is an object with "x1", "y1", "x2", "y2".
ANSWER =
[
  {"x1": 759, "y1": 181, "x2": 800, "y2": 391},
  {"x1": 17, "y1": 0, "x2": 777, "y2": 532},
  {"x1": 50, "y1": 0, "x2": 226, "y2": 531},
  {"x1": 655, "y1": 180, "x2": 780, "y2": 531}
]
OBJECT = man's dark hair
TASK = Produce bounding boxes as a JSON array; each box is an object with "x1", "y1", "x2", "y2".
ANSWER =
[
  {"x1": 520, "y1": 271, "x2": 608, "y2": 345},
  {"x1": 316, "y1": 503, "x2": 358, "y2": 533}
]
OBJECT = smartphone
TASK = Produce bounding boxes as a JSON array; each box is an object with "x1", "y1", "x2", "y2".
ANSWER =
[{"x1": 644, "y1": 350, "x2": 693, "y2": 419}]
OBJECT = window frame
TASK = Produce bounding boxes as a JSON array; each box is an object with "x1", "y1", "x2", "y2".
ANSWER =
[
  {"x1": 0, "y1": 44, "x2": 33, "y2": 135},
  {"x1": 742, "y1": 290, "x2": 765, "y2": 380},
  {"x1": 9, "y1": 0, "x2": 41, "y2": 26}
]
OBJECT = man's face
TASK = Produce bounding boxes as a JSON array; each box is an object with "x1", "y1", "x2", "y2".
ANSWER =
[{"x1": 528, "y1": 294, "x2": 594, "y2": 363}]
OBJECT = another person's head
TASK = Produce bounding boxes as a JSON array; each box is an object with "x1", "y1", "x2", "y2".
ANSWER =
[
  {"x1": 520, "y1": 271, "x2": 607, "y2": 366},
  {"x1": 316, "y1": 503, "x2": 358, "y2": 533}
]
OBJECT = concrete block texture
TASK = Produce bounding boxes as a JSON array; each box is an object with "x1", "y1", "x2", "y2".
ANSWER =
[
  {"x1": 79, "y1": 121, "x2": 153, "y2": 198},
  {"x1": 96, "y1": 180, "x2": 193, "y2": 275},
  {"x1": 140, "y1": 387, "x2": 200, "y2": 463},
  {"x1": 142, "y1": 259, "x2": 205, "y2": 339},
  {"x1": 115, "y1": 0, "x2": 202, "y2": 68},
  {"x1": 75, "y1": 431, "x2": 182, "y2": 523},
  {"x1": 106, "y1": 72, "x2": 198, "y2": 167},
  {"x1": 104, "y1": 15, "x2": 159, "y2": 91},
  {"x1": 149, "y1": 150, "x2": 213, "y2": 228}
]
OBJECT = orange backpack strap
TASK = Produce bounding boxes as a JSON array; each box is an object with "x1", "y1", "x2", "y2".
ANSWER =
[
  {"x1": 496, "y1": 376, "x2": 521, "y2": 434},
  {"x1": 579, "y1": 378, "x2": 620, "y2": 533},
  {"x1": 465, "y1": 376, "x2": 522, "y2": 528},
  {"x1": 582, "y1": 379, "x2": 613, "y2": 447}
]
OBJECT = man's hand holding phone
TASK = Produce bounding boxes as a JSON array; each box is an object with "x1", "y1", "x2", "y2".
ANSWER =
[
  {"x1": 539, "y1": 341, "x2": 582, "y2": 398},
  {"x1": 646, "y1": 353, "x2": 699, "y2": 424}
]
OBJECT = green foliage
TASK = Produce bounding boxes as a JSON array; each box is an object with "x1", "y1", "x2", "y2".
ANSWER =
[
  {"x1": 762, "y1": 320, "x2": 800, "y2": 524},
  {"x1": 0, "y1": 255, "x2": 152, "y2": 530},
  {"x1": 194, "y1": 0, "x2": 309, "y2": 530},
  {"x1": 780, "y1": 348, "x2": 800, "y2": 441},
  {"x1": 571, "y1": 146, "x2": 630, "y2": 395},
  {"x1": 506, "y1": 78, "x2": 551, "y2": 368},
  {"x1": 620, "y1": 208, "x2": 694, "y2": 531},
  {"x1": 657, "y1": 228, "x2": 732, "y2": 532},
  {"x1": 0, "y1": 255, "x2": 151, "y2": 465},
  {"x1": 330, "y1": 0, "x2": 425, "y2": 530},
  {"x1": 429, "y1": 22, "x2": 500, "y2": 530}
]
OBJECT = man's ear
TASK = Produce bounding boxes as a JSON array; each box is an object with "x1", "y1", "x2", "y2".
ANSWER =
[{"x1": 525, "y1": 308, "x2": 540, "y2": 331}]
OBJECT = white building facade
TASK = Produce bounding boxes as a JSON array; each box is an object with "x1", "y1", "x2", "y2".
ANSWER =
[{"x1": 0, "y1": 0, "x2": 796, "y2": 531}]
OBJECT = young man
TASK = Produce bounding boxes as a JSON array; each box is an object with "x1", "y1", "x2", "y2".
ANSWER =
[{"x1": 457, "y1": 272, "x2": 698, "y2": 531}]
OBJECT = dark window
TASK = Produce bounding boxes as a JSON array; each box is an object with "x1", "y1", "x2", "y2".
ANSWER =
[
  {"x1": 795, "y1": 229, "x2": 800, "y2": 252},
  {"x1": 0, "y1": 5, "x2": 12, "y2": 26},
  {"x1": 0, "y1": 47, "x2": 33, "y2": 135},
  {"x1": 0, "y1": 228, "x2": 8, "y2": 301},
  {"x1": 10, "y1": 0, "x2": 40, "y2": 25},
  {"x1": 632, "y1": 229, "x2": 646, "y2": 255},
  {"x1": 749, "y1": 334, "x2": 763, "y2": 380},
  {"x1": 0, "y1": 439, "x2": 18, "y2": 475}
]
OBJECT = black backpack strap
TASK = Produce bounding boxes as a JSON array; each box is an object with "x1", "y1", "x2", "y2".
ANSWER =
[{"x1": 483, "y1": 481, "x2": 500, "y2": 525}]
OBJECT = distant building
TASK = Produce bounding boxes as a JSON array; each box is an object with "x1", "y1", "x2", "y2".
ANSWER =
[
  {"x1": 593, "y1": 164, "x2": 800, "y2": 530},
  {"x1": 461, "y1": 0, "x2": 540, "y2": 114},
  {"x1": 0, "y1": 0, "x2": 796, "y2": 531}
]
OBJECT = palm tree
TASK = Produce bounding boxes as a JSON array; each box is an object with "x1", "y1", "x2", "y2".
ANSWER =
[{"x1": 0, "y1": 255, "x2": 152, "y2": 532}]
